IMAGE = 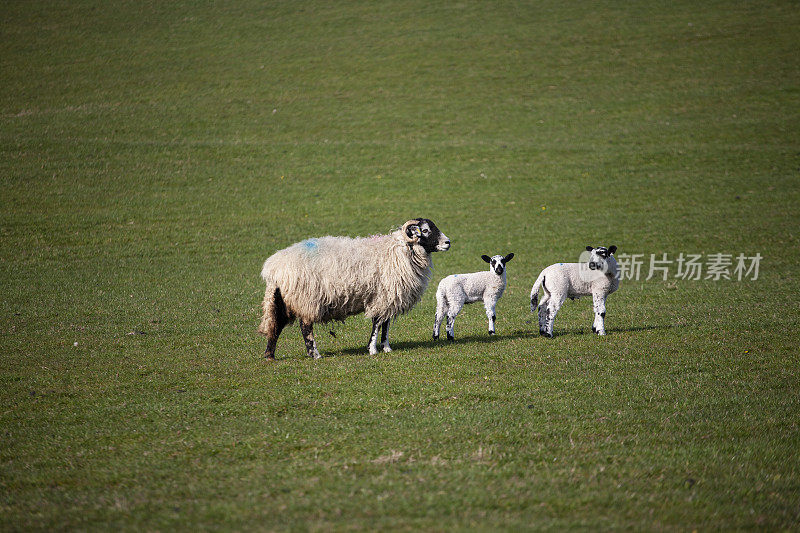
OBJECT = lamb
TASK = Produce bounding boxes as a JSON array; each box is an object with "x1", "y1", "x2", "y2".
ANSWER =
[
  {"x1": 530, "y1": 245, "x2": 619, "y2": 337},
  {"x1": 258, "y1": 218, "x2": 450, "y2": 359},
  {"x1": 433, "y1": 253, "x2": 514, "y2": 340}
]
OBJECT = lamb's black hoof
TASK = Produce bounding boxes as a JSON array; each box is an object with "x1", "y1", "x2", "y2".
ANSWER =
[
  {"x1": 489, "y1": 331, "x2": 495, "y2": 335},
  {"x1": 433, "y1": 334, "x2": 439, "y2": 340},
  {"x1": 447, "y1": 334, "x2": 454, "y2": 341},
  {"x1": 592, "y1": 326, "x2": 597, "y2": 333}
]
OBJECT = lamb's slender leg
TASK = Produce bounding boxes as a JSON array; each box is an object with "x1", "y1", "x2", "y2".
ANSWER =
[
  {"x1": 445, "y1": 311, "x2": 458, "y2": 340},
  {"x1": 485, "y1": 301, "x2": 497, "y2": 335},
  {"x1": 592, "y1": 293, "x2": 607, "y2": 335},
  {"x1": 368, "y1": 318, "x2": 382, "y2": 355},
  {"x1": 380, "y1": 320, "x2": 392, "y2": 353},
  {"x1": 537, "y1": 293, "x2": 550, "y2": 336},
  {"x1": 299, "y1": 319, "x2": 321, "y2": 359},
  {"x1": 544, "y1": 294, "x2": 566, "y2": 338},
  {"x1": 433, "y1": 298, "x2": 446, "y2": 340},
  {"x1": 445, "y1": 298, "x2": 463, "y2": 341}
]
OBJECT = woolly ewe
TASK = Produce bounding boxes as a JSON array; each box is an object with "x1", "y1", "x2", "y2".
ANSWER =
[{"x1": 259, "y1": 218, "x2": 450, "y2": 359}]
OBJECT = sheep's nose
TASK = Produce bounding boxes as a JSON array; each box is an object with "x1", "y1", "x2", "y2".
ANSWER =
[{"x1": 444, "y1": 240, "x2": 450, "y2": 245}]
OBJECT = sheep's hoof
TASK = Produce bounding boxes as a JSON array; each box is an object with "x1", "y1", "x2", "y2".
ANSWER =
[
  {"x1": 446, "y1": 334, "x2": 454, "y2": 341},
  {"x1": 309, "y1": 350, "x2": 322, "y2": 359},
  {"x1": 488, "y1": 331, "x2": 495, "y2": 335},
  {"x1": 369, "y1": 347, "x2": 379, "y2": 355},
  {"x1": 592, "y1": 326, "x2": 597, "y2": 333},
  {"x1": 264, "y1": 354, "x2": 276, "y2": 361},
  {"x1": 433, "y1": 334, "x2": 439, "y2": 340},
  {"x1": 382, "y1": 344, "x2": 392, "y2": 353}
]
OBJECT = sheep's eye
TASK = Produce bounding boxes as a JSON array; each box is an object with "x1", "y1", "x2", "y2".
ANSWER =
[{"x1": 422, "y1": 229, "x2": 429, "y2": 235}]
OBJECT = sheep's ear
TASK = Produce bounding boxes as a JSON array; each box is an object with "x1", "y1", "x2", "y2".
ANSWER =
[
  {"x1": 405, "y1": 224, "x2": 421, "y2": 239},
  {"x1": 481, "y1": 255, "x2": 491, "y2": 263},
  {"x1": 586, "y1": 245, "x2": 594, "y2": 252},
  {"x1": 503, "y1": 253, "x2": 514, "y2": 263},
  {"x1": 608, "y1": 245, "x2": 617, "y2": 255}
]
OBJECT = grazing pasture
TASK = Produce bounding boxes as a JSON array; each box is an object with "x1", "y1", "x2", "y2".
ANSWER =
[{"x1": 1, "y1": 0, "x2": 798, "y2": 529}]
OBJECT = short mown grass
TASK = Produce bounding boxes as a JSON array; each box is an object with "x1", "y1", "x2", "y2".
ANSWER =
[{"x1": 2, "y1": 0, "x2": 799, "y2": 530}]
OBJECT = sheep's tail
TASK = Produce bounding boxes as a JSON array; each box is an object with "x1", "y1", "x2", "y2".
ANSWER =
[
  {"x1": 530, "y1": 272, "x2": 546, "y2": 313},
  {"x1": 258, "y1": 279, "x2": 288, "y2": 337}
]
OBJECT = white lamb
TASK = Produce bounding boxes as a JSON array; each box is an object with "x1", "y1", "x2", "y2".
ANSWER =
[
  {"x1": 433, "y1": 253, "x2": 514, "y2": 340},
  {"x1": 530, "y1": 245, "x2": 619, "y2": 337},
  {"x1": 259, "y1": 218, "x2": 450, "y2": 359}
]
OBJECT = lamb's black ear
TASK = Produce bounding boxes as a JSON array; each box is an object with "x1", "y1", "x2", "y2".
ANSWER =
[
  {"x1": 586, "y1": 245, "x2": 594, "y2": 252},
  {"x1": 481, "y1": 255, "x2": 491, "y2": 263},
  {"x1": 608, "y1": 245, "x2": 617, "y2": 255},
  {"x1": 503, "y1": 253, "x2": 514, "y2": 263}
]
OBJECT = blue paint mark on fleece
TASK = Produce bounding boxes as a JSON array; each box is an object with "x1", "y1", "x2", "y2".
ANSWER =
[{"x1": 302, "y1": 238, "x2": 319, "y2": 252}]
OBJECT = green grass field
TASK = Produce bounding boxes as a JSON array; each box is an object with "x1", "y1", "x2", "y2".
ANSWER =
[{"x1": 2, "y1": 0, "x2": 799, "y2": 529}]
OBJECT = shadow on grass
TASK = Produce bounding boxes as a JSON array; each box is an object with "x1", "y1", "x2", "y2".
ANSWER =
[
  {"x1": 334, "y1": 330, "x2": 541, "y2": 357},
  {"x1": 541, "y1": 324, "x2": 675, "y2": 338},
  {"x1": 308, "y1": 324, "x2": 675, "y2": 359}
]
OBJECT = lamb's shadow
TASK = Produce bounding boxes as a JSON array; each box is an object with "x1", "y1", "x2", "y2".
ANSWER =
[{"x1": 543, "y1": 323, "x2": 675, "y2": 338}]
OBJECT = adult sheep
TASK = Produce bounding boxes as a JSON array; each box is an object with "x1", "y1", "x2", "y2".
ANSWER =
[{"x1": 258, "y1": 218, "x2": 450, "y2": 359}]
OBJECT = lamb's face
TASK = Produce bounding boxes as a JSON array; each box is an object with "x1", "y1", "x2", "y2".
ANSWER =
[
  {"x1": 584, "y1": 245, "x2": 618, "y2": 274},
  {"x1": 406, "y1": 218, "x2": 450, "y2": 253},
  {"x1": 481, "y1": 253, "x2": 514, "y2": 275}
]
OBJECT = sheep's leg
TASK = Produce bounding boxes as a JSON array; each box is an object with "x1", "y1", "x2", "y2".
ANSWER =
[
  {"x1": 543, "y1": 294, "x2": 565, "y2": 338},
  {"x1": 265, "y1": 338, "x2": 278, "y2": 360},
  {"x1": 537, "y1": 292, "x2": 551, "y2": 336},
  {"x1": 445, "y1": 298, "x2": 463, "y2": 341},
  {"x1": 592, "y1": 293, "x2": 607, "y2": 335},
  {"x1": 445, "y1": 313, "x2": 455, "y2": 340},
  {"x1": 299, "y1": 320, "x2": 322, "y2": 359},
  {"x1": 368, "y1": 318, "x2": 382, "y2": 355},
  {"x1": 445, "y1": 309, "x2": 460, "y2": 341},
  {"x1": 264, "y1": 318, "x2": 287, "y2": 360},
  {"x1": 485, "y1": 301, "x2": 497, "y2": 335},
  {"x1": 433, "y1": 298, "x2": 446, "y2": 340},
  {"x1": 263, "y1": 287, "x2": 289, "y2": 360},
  {"x1": 380, "y1": 320, "x2": 392, "y2": 353}
]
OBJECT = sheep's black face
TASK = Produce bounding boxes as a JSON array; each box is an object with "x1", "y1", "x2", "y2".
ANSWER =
[
  {"x1": 407, "y1": 218, "x2": 450, "y2": 253},
  {"x1": 482, "y1": 253, "x2": 514, "y2": 275}
]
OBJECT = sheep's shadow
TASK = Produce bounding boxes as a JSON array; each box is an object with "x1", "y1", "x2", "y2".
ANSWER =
[
  {"x1": 334, "y1": 330, "x2": 539, "y2": 357},
  {"x1": 332, "y1": 323, "x2": 674, "y2": 355},
  {"x1": 318, "y1": 324, "x2": 675, "y2": 358},
  {"x1": 329, "y1": 330, "x2": 539, "y2": 355}
]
